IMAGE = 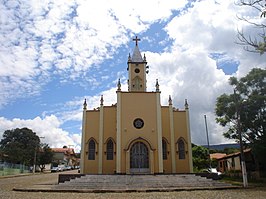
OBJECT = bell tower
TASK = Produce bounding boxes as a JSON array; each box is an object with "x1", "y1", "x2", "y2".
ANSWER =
[{"x1": 127, "y1": 36, "x2": 149, "y2": 92}]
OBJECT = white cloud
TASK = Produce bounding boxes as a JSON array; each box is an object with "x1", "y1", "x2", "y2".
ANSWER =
[
  {"x1": 152, "y1": 0, "x2": 265, "y2": 144},
  {"x1": 0, "y1": 115, "x2": 81, "y2": 152},
  {"x1": 1, "y1": 0, "x2": 188, "y2": 107}
]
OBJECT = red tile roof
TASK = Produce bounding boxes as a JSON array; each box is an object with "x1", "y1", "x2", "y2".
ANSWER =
[
  {"x1": 52, "y1": 148, "x2": 75, "y2": 155},
  {"x1": 210, "y1": 153, "x2": 226, "y2": 159},
  {"x1": 216, "y1": 148, "x2": 251, "y2": 160}
]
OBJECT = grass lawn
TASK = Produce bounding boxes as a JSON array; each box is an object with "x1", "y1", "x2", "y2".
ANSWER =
[{"x1": 220, "y1": 176, "x2": 266, "y2": 187}]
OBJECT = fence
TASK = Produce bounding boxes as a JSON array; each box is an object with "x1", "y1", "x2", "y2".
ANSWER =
[{"x1": 0, "y1": 162, "x2": 30, "y2": 176}]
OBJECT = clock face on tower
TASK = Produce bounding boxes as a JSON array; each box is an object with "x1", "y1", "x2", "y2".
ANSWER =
[
  {"x1": 135, "y1": 68, "x2": 140, "y2": 73},
  {"x1": 133, "y1": 118, "x2": 144, "y2": 129}
]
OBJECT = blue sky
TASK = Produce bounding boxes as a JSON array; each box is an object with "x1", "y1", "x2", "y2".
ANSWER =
[{"x1": 0, "y1": 0, "x2": 265, "y2": 152}]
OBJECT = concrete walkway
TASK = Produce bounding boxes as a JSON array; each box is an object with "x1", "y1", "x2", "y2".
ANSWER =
[{"x1": 13, "y1": 174, "x2": 240, "y2": 193}]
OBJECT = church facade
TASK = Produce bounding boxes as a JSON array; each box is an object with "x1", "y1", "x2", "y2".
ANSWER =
[{"x1": 80, "y1": 37, "x2": 193, "y2": 174}]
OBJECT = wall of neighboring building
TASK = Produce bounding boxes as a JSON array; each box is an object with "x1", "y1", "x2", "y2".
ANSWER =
[
  {"x1": 234, "y1": 156, "x2": 241, "y2": 170},
  {"x1": 218, "y1": 160, "x2": 225, "y2": 172},
  {"x1": 52, "y1": 153, "x2": 65, "y2": 164},
  {"x1": 222, "y1": 156, "x2": 241, "y2": 172}
]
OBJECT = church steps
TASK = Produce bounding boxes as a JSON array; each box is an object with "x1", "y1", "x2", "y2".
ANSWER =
[{"x1": 55, "y1": 174, "x2": 234, "y2": 190}]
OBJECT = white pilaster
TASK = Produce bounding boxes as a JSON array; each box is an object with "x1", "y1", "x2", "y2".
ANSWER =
[
  {"x1": 156, "y1": 92, "x2": 163, "y2": 173},
  {"x1": 185, "y1": 99, "x2": 193, "y2": 173},
  {"x1": 169, "y1": 100, "x2": 176, "y2": 173},
  {"x1": 116, "y1": 91, "x2": 122, "y2": 173},
  {"x1": 98, "y1": 96, "x2": 104, "y2": 174},
  {"x1": 80, "y1": 99, "x2": 87, "y2": 174}
]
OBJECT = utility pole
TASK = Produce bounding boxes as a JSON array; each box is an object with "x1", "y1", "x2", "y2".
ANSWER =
[
  {"x1": 204, "y1": 115, "x2": 211, "y2": 169},
  {"x1": 234, "y1": 89, "x2": 248, "y2": 187},
  {"x1": 33, "y1": 136, "x2": 45, "y2": 174}
]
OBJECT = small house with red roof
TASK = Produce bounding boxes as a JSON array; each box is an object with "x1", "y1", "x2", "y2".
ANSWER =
[
  {"x1": 51, "y1": 147, "x2": 79, "y2": 167},
  {"x1": 216, "y1": 148, "x2": 259, "y2": 178}
]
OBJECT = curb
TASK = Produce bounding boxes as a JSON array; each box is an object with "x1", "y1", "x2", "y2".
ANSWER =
[{"x1": 13, "y1": 186, "x2": 241, "y2": 193}]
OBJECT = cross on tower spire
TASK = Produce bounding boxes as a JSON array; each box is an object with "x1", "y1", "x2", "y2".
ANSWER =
[{"x1": 133, "y1": 36, "x2": 140, "y2": 46}]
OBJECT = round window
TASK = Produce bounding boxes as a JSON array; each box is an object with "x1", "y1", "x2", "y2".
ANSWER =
[
  {"x1": 133, "y1": 118, "x2": 144, "y2": 129},
  {"x1": 135, "y1": 68, "x2": 140, "y2": 73}
]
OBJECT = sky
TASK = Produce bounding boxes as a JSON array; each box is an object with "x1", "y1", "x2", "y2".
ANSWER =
[{"x1": 0, "y1": 0, "x2": 265, "y2": 153}]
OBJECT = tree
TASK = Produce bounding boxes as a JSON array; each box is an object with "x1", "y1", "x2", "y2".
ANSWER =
[
  {"x1": 215, "y1": 68, "x2": 266, "y2": 167},
  {"x1": 236, "y1": 0, "x2": 266, "y2": 54},
  {"x1": 223, "y1": 147, "x2": 239, "y2": 155},
  {"x1": 192, "y1": 145, "x2": 209, "y2": 171},
  {"x1": 0, "y1": 128, "x2": 40, "y2": 166},
  {"x1": 252, "y1": 134, "x2": 266, "y2": 170},
  {"x1": 37, "y1": 144, "x2": 54, "y2": 172}
]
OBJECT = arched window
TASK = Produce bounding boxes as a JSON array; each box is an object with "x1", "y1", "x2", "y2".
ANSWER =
[
  {"x1": 162, "y1": 139, "x2": 167, "y2": 160},
  {"x1": 178, "y1": 139, "x2": 185, "y2": 160},
  {"x1": 88, "y1": 139, "x2": 96, "y2": 160},
  {"x1": 106, "y1": 139, "x2": 114, "y2": 160}
]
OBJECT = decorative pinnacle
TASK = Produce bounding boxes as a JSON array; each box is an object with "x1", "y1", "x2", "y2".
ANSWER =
[
  {"x1": 128, "y1": 53, "x2": 131, "y2": 62},
  {"x1": 83, "y1": 99, "x2": 87, "y2": 110},
  {"x1": 100, "y1": 95, "x2": 104, "y2": 106},
  {"x1": 185, "y1": 99, "x2": 189, "y2": 109},
  {"x1": 117, "y1": 79, "x2": 121, "y2": 91},
  {"x1": 155, "y1": 79, "x2": 160, "y2": 92},
  {"x1": 168, "y1": 95, "x2": 172, "y2": 105}
]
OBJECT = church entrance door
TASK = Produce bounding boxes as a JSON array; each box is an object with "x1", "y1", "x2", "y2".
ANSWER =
[{"x1": 130, "y1": 142, "x2": 149, "y2": 173}]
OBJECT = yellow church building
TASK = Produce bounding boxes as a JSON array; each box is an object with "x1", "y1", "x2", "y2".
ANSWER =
[{"x1": 80, "y1": 37, "x2": 193, "y2": 174}]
